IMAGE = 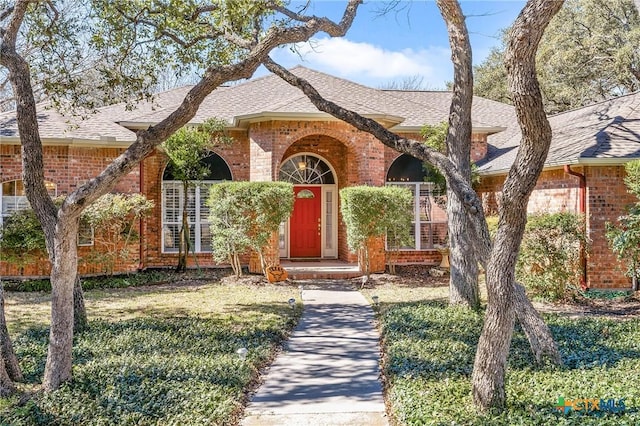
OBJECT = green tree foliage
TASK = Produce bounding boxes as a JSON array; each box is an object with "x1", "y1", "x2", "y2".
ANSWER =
[
  {"x1": 517, "y1": 213, "x2": 586, "y2": 301},
  {"x1": 421, "y1": 121, "x2": 478, "y2": 198},
  {"x1": 0, "y1": 193, "x2": 153, "y2": 275},
  {"x1": 340, "y1": 186, "x2": 413, "y2": 279},
  {"x1": 2, "y1": 0, "x2": 360, "y2": 392},
  {"x1": 606, "y1": 159, "x2": 640, "y2": 290},
  {"x1": 81, "y1": 193, "x2": 154, "y2": 275},
  {"x1": 208, "y1": 182, "x2": 294, "y2": 278},
  {"x1": 0, "y1": 209, "x2": 46, "y2": 272},
  {"x1": 162, "y1": 119, "x2": 232, "y2": 272},
  {"x1": 474, "y1": 0, "x2": 640, "y2": 114}
]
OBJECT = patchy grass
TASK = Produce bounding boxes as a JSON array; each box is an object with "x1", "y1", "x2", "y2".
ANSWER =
[
  {"x1": 376, "y1": 291, "x2": 640, "y2": 425},
  {"x1": 1, "y1": 279, "x2": 300, "y2": 425}
]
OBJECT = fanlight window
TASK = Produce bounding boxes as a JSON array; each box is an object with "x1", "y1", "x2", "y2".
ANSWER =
[
  {"x1": 279, "y1": 155, "x2": 335, "y2": 184},
  {"x1": 297, "y1": 189, "x2": 315, "y2": 199}
]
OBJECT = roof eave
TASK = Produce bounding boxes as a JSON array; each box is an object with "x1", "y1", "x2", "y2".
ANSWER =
[
  {"x1": 576, "y1": 157, "x2": 640, "y2": 165},
  {"x1": 232, "y1": 111, "x2": 404, "y2": 129},
  {"x1": 393, "y1": 125, "x2": 507, "y2": 134},
  {"x1": 477, "y1": 155, "x2": 640, "y2": 177},
  {"x1": 0, "y1": 135, "x2": 134, "y2": 148}
]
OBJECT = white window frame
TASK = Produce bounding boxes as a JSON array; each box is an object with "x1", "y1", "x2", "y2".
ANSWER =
[
  {"x1": 386, "y1": 182, "x2": 447, "y2": 250},
  {"x1": 1, "y1": 179, "x2": 57, "y2": 222},
  {"x1": 161, "y1": 181, "x2": 216, "y2": 254}
]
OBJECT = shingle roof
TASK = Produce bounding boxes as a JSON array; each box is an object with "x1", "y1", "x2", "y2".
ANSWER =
[
  {"x1": 0, "y1": 105, "x2": 137, "y2": 143},
  {"x1": 0, "y1": 66, "x2": 506, "y2": 144},
  {"x1": 4, "y1": 66, "x2": 638, "y2": 173},
  {"x1": 477, "y1": 91, "x2": 640, "y2": 174}
]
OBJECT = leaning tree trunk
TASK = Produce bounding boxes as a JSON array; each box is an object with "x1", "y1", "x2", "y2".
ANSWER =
[
  {"x1": 471, "y1": 253, "x2": 516, "y2": 410},
  {"x1": 448, "y1": 195, "x2": 480, "y2": 308},
  {"x1": 73, "y1": 276, "x2": 88, "y2": 333},
  {"x1": 514, "y1": 283, "x2": 561, "y2": 364},
  {"x1": 0, "y1": 284, "x2": 22, "y2": 382},
  {"x1": 437, "y1": 0, "x2": 480, "y2": 309},
  {"x1": 43, "y1": 218, "x2": 80, "y2": 391},
  {"x1": 471, "y1": 0, "x2": 564, "y2": 412}
]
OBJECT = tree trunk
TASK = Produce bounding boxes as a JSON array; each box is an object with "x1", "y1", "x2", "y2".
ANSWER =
[
  {"x1": 448, "y1": 194, "x2": 480, "y2": 308},
  {"x1": 471, "y1": 286, "x2": 515, "y2": 410},
  {"x1": 472, "y1": 212, "x2": 523, "y2": 410},
  {"x1": 43, "y1": 219, "x2": 79, "y2": 391},
  {"x1": 177, "y1": 181, "x2": 189, "y2": 272},
  {"x1": 471, "y1": 0, "x2": 564, "y2": 411},
  {"x1": 0, "y1": 284, "x2": 22, "y2": 382},
  {"x1": 514, "y1": 283, "x2": 561, "y2": 364},
  {"x1": 73, "y1": 276, "x2": 88, "y2": 333},
  {"x1": 2, "y1": 0, "x2": 363, "y2": 393},
  {"x1": 0, "y1": 352, "x2": 16, "y2": 397},
  {"x1": 436, "y1": 0, "x2": 480, "y2": 310}
]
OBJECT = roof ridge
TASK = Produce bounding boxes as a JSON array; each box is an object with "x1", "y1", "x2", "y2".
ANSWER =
[{"x1": 548, "y1": 91, "x2": 640, "y2": 118}]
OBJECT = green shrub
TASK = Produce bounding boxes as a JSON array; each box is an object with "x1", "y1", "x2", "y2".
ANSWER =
[
  {"x1": 516, "y1": 213, "x2": 586, "y2": 301},
  {"x1": 208, "y1": 182, "x2": 294, "y2": 277},
  {"x1": 0, "y1": 209, "x2": 47, "y2": 271},
  {"x1": 340, "y1": 186, "x2": 413, "y2": 278},
  {"x1": 485, "y1": 213, "x2": 586, "y2": 301},
  {"x1": 81, "y1": 193, "x2": 153, "y2": 275}
]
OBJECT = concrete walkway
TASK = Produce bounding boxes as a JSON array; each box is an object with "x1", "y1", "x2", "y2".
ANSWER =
[{"x1": 242, "y1": 281, "x2": 388, "y2": 426}]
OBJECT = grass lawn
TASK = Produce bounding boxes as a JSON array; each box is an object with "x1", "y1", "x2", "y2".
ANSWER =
[
  {"x1": 0, "y1": 278, "x2": 300, "y2": 425},
  {"x1": 362, "y1": 283, "x2": 640, "y2": 426}
]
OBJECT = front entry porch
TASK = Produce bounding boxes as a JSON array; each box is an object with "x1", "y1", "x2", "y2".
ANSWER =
[{"x1": 280, "y1": 260, "x2": 360, "y2": 280}]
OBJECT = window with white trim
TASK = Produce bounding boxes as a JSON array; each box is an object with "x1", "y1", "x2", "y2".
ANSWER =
[
  {"x1": 386, "y1": 154, "x2": 448, "y2": 250},
  {"x1": 1, "y1": 180, "x2": 57, "y2": 225},
  {"x1": 161, "y1": 153, "x2": 231, "y2": 253}
]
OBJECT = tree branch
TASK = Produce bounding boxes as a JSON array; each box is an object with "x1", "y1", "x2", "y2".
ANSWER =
[{"x1": 65, "y1": 0, "x2": 363, "y2": 211}]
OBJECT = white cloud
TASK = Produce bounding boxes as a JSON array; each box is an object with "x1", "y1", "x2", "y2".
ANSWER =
[{"x1": 270, "y1": 37, "x2": 453, "y2": 89}]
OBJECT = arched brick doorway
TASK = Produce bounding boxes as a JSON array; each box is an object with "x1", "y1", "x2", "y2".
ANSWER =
[{"x1": 278, "y1": 153, "x2": 338, "y2": 259}]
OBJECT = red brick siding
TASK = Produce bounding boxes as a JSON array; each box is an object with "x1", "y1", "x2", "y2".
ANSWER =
[
  {"x1": 585, "y1": 165, "x2": 635, "y2": 289},
  {"x1": 1, "y1": 143, "x2": 140, "y2": 277},
  {"x1": 477, "y1": 165, "x2": 635, "y2": 289}
]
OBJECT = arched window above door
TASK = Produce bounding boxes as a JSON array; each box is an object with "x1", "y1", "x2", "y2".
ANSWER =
[{"x1": 279, "y1": 154, "x2": 335, "y2": 185}]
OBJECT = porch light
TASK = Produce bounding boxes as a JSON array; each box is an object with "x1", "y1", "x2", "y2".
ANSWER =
[
  {"x1": 298, "y1": 160, "x2": 307, "y2": 170},
  {"x1": 288, "y1": 298, "x2": 296, "y2": 309},
  {"x1": 372, "y1": 295, "x2": 379, "y2": 306},
  {"x1": 236, "y1": 347, "x2": 248, "y2": 360}
]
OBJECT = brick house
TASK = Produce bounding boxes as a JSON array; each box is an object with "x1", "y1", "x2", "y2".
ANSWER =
[{"x1": 1, "y1": 67, "x2": 638, "y2": 289}]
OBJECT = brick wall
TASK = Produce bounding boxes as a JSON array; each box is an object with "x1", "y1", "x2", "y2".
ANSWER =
[
  {"x1": 585, "y1": 165, "x2": 635, "y2": 289},
  {"x1": 1, "y1": 143, "x2": 140, "y2": 277},
  {"x1": 477, "y1": 165, "x2": 635, "y2": 289}
]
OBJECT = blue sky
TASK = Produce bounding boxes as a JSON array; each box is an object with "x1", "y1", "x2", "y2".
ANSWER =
[{"x1": 264, "y1": 1, "x2": 527, "y2": 89}]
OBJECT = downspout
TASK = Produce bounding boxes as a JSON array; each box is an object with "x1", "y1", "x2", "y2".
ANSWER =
[
  {"x1": 564, "y1": 165, "x2": 587, "y2": 289},
  {"x1": 138, "y1": 159, "x2": 145, "y2": 271}
]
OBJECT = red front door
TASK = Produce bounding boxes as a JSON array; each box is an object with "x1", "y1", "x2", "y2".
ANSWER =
[{"x1": 290, "y1": 186, "x2": 322, "y2": 258}]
